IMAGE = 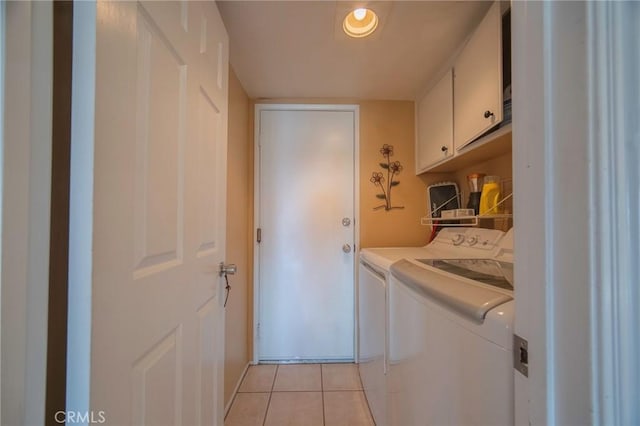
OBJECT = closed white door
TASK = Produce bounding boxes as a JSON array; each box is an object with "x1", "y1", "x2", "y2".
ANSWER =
[
  {"x1": 256, "y1": 105, "x2": 356, "y2": 361},
  {"x1": 68, "y1": 2, "x2": 228, "y2": 425}
]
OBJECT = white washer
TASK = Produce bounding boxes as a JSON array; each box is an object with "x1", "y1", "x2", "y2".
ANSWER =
[
  {"x1": 358, "y1": 227, "x2": 506, "y2": 426},
  {"x1": 388, "y1": 228, "x2": 514, "y2": 426}
]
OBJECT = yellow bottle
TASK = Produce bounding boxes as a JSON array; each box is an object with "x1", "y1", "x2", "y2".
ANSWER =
[{"x1": 479, "y1": 176, "x2": 502, "y2": 215}]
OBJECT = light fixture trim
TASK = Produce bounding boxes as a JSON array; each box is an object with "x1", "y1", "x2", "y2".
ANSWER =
[{"x1": 343, "y1": 8, "x2": 379, "y2": 38}]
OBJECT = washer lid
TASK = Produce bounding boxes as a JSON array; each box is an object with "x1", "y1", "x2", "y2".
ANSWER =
[
  {"x1": 418, "y1": 258, "x2": 513, "y2": 290},
  {"x1": 390, "y1": 259, "x2": 512, "y2": 324}
]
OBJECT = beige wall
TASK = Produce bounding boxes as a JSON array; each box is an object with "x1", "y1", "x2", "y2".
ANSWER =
[
  {"x1": 224, "y1": 67, "x2": 251, "y2": 406},
  {"x1": 359, "y1": 101, "x2": 449, "y2": 248},
  {"x1": 452, "y1": 151, "x2": 513, "y2": 191}
]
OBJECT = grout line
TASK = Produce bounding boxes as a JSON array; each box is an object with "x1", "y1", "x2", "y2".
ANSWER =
[
  {"x1": 262, "y1": 364, "x2": 278, "y2": 426},
  {"x1": 356, "y1": 364, "x2": 376, "y2": 425},
  {"x1": 321, "y1": 364, "x2": 326, "y2": 426},
  {"x1": 224, "y1": 363, "x2": 252, "y2": 421}
]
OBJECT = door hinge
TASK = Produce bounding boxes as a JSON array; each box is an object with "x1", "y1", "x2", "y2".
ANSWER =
[
  {"x1": 513, "y1": 334, "x2": 529, "y2": 377},
  {"x1": 256, "y1": 322, "x2": 260, "y2": 339},
  {"x1": 257, "y1": 228, "x2": 262, "y2": 243}
]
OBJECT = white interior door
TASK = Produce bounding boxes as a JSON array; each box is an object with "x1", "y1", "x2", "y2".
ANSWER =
[
  {"x1": 256, "y1": 105, "x2": 357, "y2": 361},
  {"x1": 68, "y1": 2, "x2": 228, "y2": 425}
]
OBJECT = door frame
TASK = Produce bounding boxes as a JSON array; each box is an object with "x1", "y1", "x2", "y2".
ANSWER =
[
  {"x1": 251, "y1": 103, "x2": 360, "y2": 363},
  {"x1": 512, "y1": 1, "x2": 640, "y2": 424},
  {"x1": 1, "y1": 2, "x2": 53, "y2": 424}
]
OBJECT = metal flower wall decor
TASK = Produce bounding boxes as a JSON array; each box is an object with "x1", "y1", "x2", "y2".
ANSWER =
[{"x1": 371, "y1": 144, "x2": 405, "y2": 211}]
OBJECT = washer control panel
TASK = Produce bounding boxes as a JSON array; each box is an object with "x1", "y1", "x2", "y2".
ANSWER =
[{"x1": 435, "y1": 227, "x2": 505, "y2": 252}]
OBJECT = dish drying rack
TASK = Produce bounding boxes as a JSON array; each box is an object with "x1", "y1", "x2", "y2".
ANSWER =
[{"x1": 421, "y1": 179, "x2": 513, "y2": 227}]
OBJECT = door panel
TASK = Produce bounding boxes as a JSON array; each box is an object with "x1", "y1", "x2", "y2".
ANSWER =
[
  {"x1": 198, "y1": 3, "x2": 228, "y2": 106},
  {"x1": 196, "y1": 88, "x2": 221, "y2": 256},
  {"x1": 453, "y1": 2, "x2": 503, "y2": 149},
  {"x1": 138, "y1": 1, "x2": 190, "y2": 55},
  {"x1": 416, "y1": 69, "x2": 454, "y2": 172},
  {"x1": 132, "y1": 328, "x2": 183, "y2": 425},
  {"x1": 196, "y1": 298, "x2": 218, "y2": 426},
  {"x1": 69, "y1": 1, "x2": 228, "y2": 424},
  {"x1": 257, "y1": 107, "x2": 356, "y2": 361},
  {"x1": 134, "y1": 8, "x2": 186, "y2": 276}
]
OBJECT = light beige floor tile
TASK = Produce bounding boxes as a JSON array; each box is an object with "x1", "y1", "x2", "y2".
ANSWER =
[
  {"x1": 239, "y1": 364, "x2": 277, "y2": 393},
  {"x1": 273, "y1": 364, "x2": 322, "y2": 391},
  {"x1": 324, "y1": 391, "x2": 374, "y2": 426},
  {"x1": 322, "y1": 363, "x2": 362, "y2": 391},
  {"x1": 224, "y1": 393, "x2": 270, "y2": 426},
  {"x1": 264, "y1": 392, "x2": 324, "y2": 426}
]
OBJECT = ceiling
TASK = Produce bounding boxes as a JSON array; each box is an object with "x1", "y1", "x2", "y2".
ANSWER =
[{"x1": 217, "y1": 1, "x2": 491, "y2": 100}]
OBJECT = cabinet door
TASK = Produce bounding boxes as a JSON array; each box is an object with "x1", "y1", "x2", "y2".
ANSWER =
[
  {"x1": 454, "y1": 2, "x2": 503, "y2": 149},
  {"x1": 416, "y1": 69, "x2": 453, "y2": 173}
]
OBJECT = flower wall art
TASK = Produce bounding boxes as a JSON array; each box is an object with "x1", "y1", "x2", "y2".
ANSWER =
[{"x1": 370, "y1": 144, "x2": 405, "y2": 211}]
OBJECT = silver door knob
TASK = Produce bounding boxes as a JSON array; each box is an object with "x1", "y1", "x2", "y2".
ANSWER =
[
  {"x1": 219, "y1": 262, "x2": 237, "y2": 276},
  {"x1": 342, "y1": 244, "x2": 351, "y2": 253},
  {"x1": 342, "y1": 217, "x2": 351, "y2": 227}
]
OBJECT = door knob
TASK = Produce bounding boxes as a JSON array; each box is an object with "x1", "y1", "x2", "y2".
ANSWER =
[
  {"x1": 219, "y1": 262, "x2": 237, "y2": 276},
  {"x1": 342, "y1": 217, "x2": 351, "y2": 227},
  {"x1": 441, "y1": 145, "x2": 448, "y2": 152},
  {"x1": 484, "y1": 110, "x2": 494, "y2": 119},
  {"x1": 342, "y1": 244, "x2": 352, "y2": 253}
]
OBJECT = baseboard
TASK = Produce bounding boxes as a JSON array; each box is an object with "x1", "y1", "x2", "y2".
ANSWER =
[{"x1": 224, "y1": 361, "x2": 252, "y2": 417}]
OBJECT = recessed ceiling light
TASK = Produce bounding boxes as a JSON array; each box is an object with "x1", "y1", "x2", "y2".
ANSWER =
[
  {"x1": 343, "y1": 8, "x2": 378, "y2": 38},
  {"x1": 353, "y1": 8, "x2": 367, "y2": 21}
]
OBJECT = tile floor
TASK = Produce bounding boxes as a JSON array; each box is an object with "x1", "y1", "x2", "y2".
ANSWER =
[{"x1": 225, "y1": 363, "x2": 374, "y2": 426}]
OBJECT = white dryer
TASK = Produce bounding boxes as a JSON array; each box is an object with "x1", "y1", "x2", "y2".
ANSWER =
[
  {"x1": 358, "y1": 227, "x2": 506, "y2": 426},
  {"x1": 388, "y1": 228, "x2": 514, "y2": 426}
]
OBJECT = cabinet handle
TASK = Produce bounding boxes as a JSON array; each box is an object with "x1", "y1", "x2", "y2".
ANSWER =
[
  {"x1": 441, "y1": 146, "x2": 448, "y2": 152},
  {"x1": 484, "y1": 110, "x2": 494, "y2": 119}
]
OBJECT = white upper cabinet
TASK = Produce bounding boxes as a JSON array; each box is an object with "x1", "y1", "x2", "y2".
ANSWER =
[
  {"x1": 415, "y1": 69, "x2": 454, "y2": 173},
  {"x1": 453, "y1": 2, "x2": 503, "y2": 150}
]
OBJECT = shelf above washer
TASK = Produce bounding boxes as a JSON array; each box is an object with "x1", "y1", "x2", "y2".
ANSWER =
[
  {"x1": 420, "y1": 124, "x2": 512, "y2": 174},
  {"x1": 421, "y1": 214, "x2": 513, "y2": 227}
]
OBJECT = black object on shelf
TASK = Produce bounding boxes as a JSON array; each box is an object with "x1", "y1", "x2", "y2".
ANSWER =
[{"x1": 427, "y1": 182, "x2": 460, "y2": 218}]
